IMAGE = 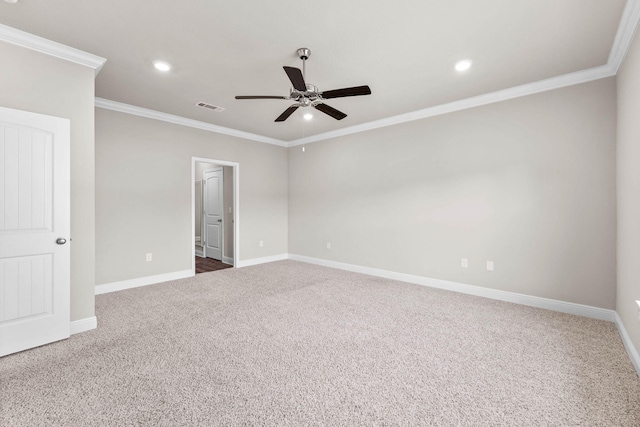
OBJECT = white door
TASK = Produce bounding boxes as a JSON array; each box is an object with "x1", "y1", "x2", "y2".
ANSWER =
[
  {"x1": 204, "y1": 168, "x2": 223, "y2": 261},
  {"x1": 0, "y1": 106, "x2": 70, "y2": 357}
]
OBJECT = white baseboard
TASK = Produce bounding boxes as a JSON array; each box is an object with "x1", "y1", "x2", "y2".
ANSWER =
[
  {"x1": 95, "y1": 269, "x2": 194, "y2": 295},
  {"x1": 70, "y1": 316, "x2": 97, "y2": 335},
  {"x1": 614, "y1": 312, "x2": 640, "y2": 377},
  {"x1": 236, "y1": 253, "x2": 288, "y2": 268},
  {"x1": 195, "y1": 249, "x2": 204, "y2": 257},
  {"x1": 288, "y1": 254, "x2": 615, "y2": 322},
  {"x1": 87, "y1": 252, "x2": 639, "y2": 377}
]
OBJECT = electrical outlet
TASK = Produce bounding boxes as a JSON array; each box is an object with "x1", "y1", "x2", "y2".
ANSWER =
[
  {"x1": 146, "y1": 253, "x2": 152, "y2": 262},
  {"x1": 228, "y1": 206, "x2": 232, "y2": 214},
  {"x1": 327, "y1": 242, "x2": 331, "y2": 249},
  {"x1": 461, "y1": 258, "x2": 468, "y2": 268},
  {"x1": 259, "y1": 240, "x2": 263, "y2": 247},
  {"x1": 486, "y1": 261, "x2": 494, "y2": 271}
]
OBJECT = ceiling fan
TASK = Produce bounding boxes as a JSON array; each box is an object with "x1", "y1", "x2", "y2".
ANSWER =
[{"x1": 235, "y1": 48, "x2": 372, "y2": 122}]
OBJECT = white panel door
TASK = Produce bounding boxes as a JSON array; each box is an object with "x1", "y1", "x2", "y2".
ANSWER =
[
  {"x1": 0, "y1": 106, "x2": 70, "y2": 357},
  {"x1": 204, "y1": 169, "x2": 223, "y2": 261}
]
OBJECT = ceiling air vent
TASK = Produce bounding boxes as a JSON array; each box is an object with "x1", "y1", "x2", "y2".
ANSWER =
[{"x1": 195, "y1": 102, "x2": 225, "y2": 112}]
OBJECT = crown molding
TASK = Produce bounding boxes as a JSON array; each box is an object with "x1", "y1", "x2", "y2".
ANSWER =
[
  {"x1": 288, "y1": 0, "x2": 639, "y2": 146},
  {"x1": 3, "y1": 2, "x2": 633, "y2": 147},
  {"x1": 0, "y1": 23, "x2": 106, "y2": 75},
  {"x1": 288, "y1": 64, "x2": 615, "y2": 146},
  {"x1": 95, "y1": 98, "x2": 288, "y2": 147},
  {"x1": 99, "y1": 61, "x2": 614, "y2": 149},
  {"x1": 94, "y1": 0, "x2": 637, "y2": 148},
  {"x1": 608, "y1": 0, "x2": 640, "y2": 73}
]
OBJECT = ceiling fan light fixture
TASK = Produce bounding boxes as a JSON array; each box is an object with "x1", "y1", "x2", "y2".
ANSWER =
[
  {"x1": 303, "y1": 113, "x2": 313, "y2": 120},
  {"x1": 455, "y1": 59, "x2": 472, "y2": 72},
  {"x1": 153, "y1": 60, "x2": 172, "y2": 72}
]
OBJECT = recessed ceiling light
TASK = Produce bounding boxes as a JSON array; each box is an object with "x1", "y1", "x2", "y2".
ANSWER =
[
  {"x1": 4, "y1": 0, "x2": 19, "y2": 3},
  {"x1": 303, "y1": 113, "x2": 313, "y2": 120},
  {"x1": 153, "y1": 61, "x2": 172, "y2": 72},
  {"x1": 455, "y1": 60, "x2": 472, "y2": 72}
]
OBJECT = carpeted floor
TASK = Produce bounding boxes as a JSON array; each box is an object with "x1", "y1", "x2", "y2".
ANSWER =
[{"x1": 1, "y1": 260, "x2": 639, "y2": 426}]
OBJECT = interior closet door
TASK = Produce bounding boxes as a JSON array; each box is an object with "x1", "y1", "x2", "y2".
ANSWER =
[{"x1": 0, "y1": 106, "x2": 70, "y2": 357}]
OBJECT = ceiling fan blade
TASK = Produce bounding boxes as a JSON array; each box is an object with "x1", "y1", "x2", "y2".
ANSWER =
[
  {"x1": 321, "y1": 85, "x2": 372, "y2": 99},
  {"x1": 235, "y1": 95, "x2": 288, "y2": 100},
  {"x1": 314, "y1": 103, "x2": 347, "y2": 120},
  {"x1": 283, "y1": 66, "x2": 307, "y2": 91},
  {"x1": 275, "y1": 105, "x2": 299, "y2": 122}
]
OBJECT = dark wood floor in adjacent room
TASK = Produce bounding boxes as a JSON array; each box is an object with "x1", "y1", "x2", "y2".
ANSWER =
[{"x1": 195, "y1": 256, "x2": 233, "y2": 274}]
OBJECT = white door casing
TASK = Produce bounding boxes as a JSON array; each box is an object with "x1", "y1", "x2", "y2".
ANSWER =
[
  {"x1": 0, "y1": 106, "x2": 70, "y2": 357},
  {"x1": 203, "y1": 168, "x2": 223, "y2": 261}
]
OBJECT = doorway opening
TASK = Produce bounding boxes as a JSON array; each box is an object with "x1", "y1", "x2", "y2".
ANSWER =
[{"x1": 192, "y1": 157, "x2": 239, "y2": 275}]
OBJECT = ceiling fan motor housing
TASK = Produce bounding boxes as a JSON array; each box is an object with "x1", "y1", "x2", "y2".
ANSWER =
[{"x1": 290, "y1": 84, "x2": 322, "y2": 107}]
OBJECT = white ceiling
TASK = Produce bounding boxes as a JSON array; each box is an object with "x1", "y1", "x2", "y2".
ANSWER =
[{"x1": 0, "y1": 0, "x2": 629, "y2": 142}]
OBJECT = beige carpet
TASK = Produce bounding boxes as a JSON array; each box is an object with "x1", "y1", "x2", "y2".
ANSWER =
[{"x1": 1, "y1": 260, "x2": 639, "y2": 426}]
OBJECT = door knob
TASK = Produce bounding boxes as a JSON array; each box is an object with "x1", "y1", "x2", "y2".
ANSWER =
[{"x1": 56, "y1": 238, "x2": 67, "y2": 245}]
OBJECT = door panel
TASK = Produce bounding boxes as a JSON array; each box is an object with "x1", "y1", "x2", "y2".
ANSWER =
[
  {"x1": 2, "y1": 129, "x2": 52, "y2": 231},
  {"x1": 206, "y1": 225, "x2": 221, "y2": 250},
  {"x1": 1, "y1": 255, "x2": 51, "y2": 321},
  {"x1": 0, "y1": 106, "x2": 70, "y2": 357},
  {"x1": 206, "y1": 176, "x2": 220, "y2": 214}
]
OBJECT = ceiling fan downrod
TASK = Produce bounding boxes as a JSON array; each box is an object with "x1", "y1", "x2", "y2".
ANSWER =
[{"x1": 297, "y1": 48, "x2": 311, "y2": 80}]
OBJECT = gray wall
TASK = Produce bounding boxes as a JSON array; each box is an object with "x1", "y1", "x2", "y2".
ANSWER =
[
  {"x1": 289, "y1": 78, "x2": 617, "y2": 309},
  {"x1": 617, "y1": 30, "x2": 640, "y2": 355},
  {"x1": 0, "y1": 41, "x2": 96, "y2": 322},
  {"x1": 95, "y1": 109, "x2": 287, "y2": 285}
]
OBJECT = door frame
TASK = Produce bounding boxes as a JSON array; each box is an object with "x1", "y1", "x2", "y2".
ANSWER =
[
  {"x1": 191, "y1": 157, "x2": 239, "y2": 273},
  {"x1": 202, "y1": 166, "x2": 223, "y2": 261},
  {"x1": 194, "y1": 179, "x2": 204, "y2": 257}
]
